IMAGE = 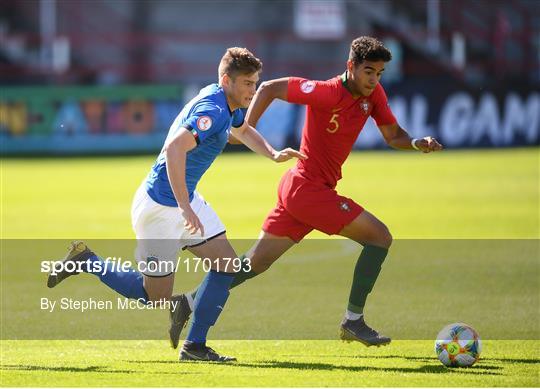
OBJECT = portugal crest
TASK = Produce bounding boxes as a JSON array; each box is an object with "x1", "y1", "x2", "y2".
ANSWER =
[
  {"x1": 360, "y1": 100, "x2": 370, "y2": 115},
  {"x1": 339, "y1": 201, "x2": 351, "y2": 212}
]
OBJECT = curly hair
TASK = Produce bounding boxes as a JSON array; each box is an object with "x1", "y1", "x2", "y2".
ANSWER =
[
  {"x1": 218, "y1": 47, "x2": 263, "y2": 79},
  {"x1": 349, "y1": 36, "x2": 392, "y2": 64}
]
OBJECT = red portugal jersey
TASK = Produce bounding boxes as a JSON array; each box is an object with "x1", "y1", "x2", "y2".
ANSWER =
[{"x1": 287, "y1": 73, "x2": 397, "y2": 188}]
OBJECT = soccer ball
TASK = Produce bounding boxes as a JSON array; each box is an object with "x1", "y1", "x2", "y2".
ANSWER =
[{"x1": 434, "y1": 323, "x2": 481, "y2": 367}]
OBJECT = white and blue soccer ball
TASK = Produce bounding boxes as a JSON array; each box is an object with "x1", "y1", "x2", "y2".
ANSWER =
[{"x1": 434, "y1": 323, "x2": 482, "y2": 367}]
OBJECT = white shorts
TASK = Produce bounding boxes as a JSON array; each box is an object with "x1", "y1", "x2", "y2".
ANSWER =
[{"x1": 131, "y1": 184, "x2": 226, "y2": 277}]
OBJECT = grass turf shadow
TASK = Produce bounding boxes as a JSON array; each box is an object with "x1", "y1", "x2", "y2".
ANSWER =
[
  {"x1": 349, "y1": 354, "x2": 538, "y2": 365},
  {"x1": 230, "y1": 360, "x2": 502, "y2": 375},
  {"x1": 124, "y1": 359, "x2": 501, "y2": 375},
  {"x1": 0, "y1": 364, "x2": 134, "y2": 374},
  {"x1": 0, "y1": 364, "x2": 201, "y2": 375}
]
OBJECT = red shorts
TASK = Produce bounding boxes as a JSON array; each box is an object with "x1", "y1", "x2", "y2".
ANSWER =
[{"x1": 262, "y1": 169, "x2": 364, "y2": 242}]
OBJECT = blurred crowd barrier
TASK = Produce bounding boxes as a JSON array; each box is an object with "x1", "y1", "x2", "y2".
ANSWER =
[{"x1": 1, "y1": 82, "x2": 538, "y2": 155}]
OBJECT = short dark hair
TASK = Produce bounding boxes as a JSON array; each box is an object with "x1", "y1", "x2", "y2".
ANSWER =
[
  {"x1": 349, "y1": 36, "x2": 392, "y2": 65},
  {"x1": 218, "y1": 47, "x2": 263, "y2": 79}
]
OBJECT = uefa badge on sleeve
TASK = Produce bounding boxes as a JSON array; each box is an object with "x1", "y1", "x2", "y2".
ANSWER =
[
  {"x1": 197, "y1": 116, "x2": 212, "y2": 131},
  {"x1": 300, "y1": 80, "x2": 315, "y2": 94}
]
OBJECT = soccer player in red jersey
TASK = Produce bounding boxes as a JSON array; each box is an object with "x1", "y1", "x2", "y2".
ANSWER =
[{"x1": 170, "y1": 36, "x2": 443, "y2": 348}]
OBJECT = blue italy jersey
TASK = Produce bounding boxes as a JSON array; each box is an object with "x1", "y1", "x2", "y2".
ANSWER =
[{"x1": 145, "y1": 84, "x2": 245, "y2": 206}]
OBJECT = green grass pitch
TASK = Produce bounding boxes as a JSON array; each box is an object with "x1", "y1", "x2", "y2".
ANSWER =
[{"x1": 1, "y1": 148, "x2": 539, "y2": 387}]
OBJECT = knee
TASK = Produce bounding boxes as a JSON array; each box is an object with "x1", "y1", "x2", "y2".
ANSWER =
[
  {"x1": 369, "y1": 224, "x2": 392, "y2": 249},
  {"x1": 379, "y1": 226, "x2": 393, "y2": 249}
]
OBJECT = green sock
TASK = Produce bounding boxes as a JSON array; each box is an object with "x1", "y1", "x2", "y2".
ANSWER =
[
  {"x1": 347, "y1": 245, "x2": 388, "y2": 313},
  {"x1": 190, "y1": 255, "x2": 257, "y2": 300}
]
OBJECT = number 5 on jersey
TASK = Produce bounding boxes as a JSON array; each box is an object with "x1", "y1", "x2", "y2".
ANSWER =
[{"x1": 326, "y1": 113, "x2": 340, "y2": 133}]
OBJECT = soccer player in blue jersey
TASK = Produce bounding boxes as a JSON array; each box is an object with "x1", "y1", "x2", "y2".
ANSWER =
[{"x1": 47, "y1": 47, "x2": 306, "y2": 362}]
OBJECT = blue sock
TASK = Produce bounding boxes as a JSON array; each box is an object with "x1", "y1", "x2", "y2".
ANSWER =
[
  {"x1": 84, "y1": 254, "x2": 148, "y2": 303},
  {"x1": 186, "y1": 271, "x2": 234, "y2": 344}
]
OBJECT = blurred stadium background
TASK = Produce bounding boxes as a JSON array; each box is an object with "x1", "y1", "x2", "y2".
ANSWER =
[{"x1": 1, "y1": 0, "x2": 539, "y2": 155}]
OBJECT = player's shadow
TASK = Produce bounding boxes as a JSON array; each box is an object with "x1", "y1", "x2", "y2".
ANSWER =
[
  {"x1": 482, "y1": 357, "x2": 540, "y2": 364},
  {"x1": 125, "y1": 360, "x2": 178, "y2": 364},
  {"x1": 1, "y1": 363, "x2": 202, "y2": 375},
  {"x1": 349, "y1": 354, "x2": 538, "y2": 366},
  {"x1": 125, "y1": 359, "x2": 503, "y2": 375},
  {"x1": 413, "y1": 364, "x2": 502, "y2": 374},
  {"x1": 351, "y1": 354, "x2": 508, "y2": 366},
  {"x1": 231, "y1": 360, "x2": 502, "y2": 375},
  {"x1": 0, "y1": 364, "x2": 135, "y2": 374}
]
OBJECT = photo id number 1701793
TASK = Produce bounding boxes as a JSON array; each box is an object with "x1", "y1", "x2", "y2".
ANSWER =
[{"x1": 182, "y1": 257, "x2": 250, "y2": 273}]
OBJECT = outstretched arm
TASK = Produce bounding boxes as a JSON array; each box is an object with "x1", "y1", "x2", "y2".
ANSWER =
[
  {"x1": 230, "y1": 122, "x2": 306, "y2": 162},
  {"x1": 231, "y1": 77, "x2": 306, "y2": 163},
  {"x1": 245, "y1": 78, "x2": 290, "y2": 126},
  {"x1": 378, "y1": 123, "x2": 443, "y2": 153}
]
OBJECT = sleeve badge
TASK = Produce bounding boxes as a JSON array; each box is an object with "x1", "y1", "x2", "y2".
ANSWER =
[
  {"x1": 300, "y1": 80, "x2": 316, "y2": 94},
  {"x1": 196, "y1": 116, "x2": 213, "y2": 131}
]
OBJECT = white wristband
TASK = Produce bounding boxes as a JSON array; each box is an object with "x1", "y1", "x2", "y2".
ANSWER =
[{"x1": 411, "y1": 138, "x2": 420, "y2": 150}]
